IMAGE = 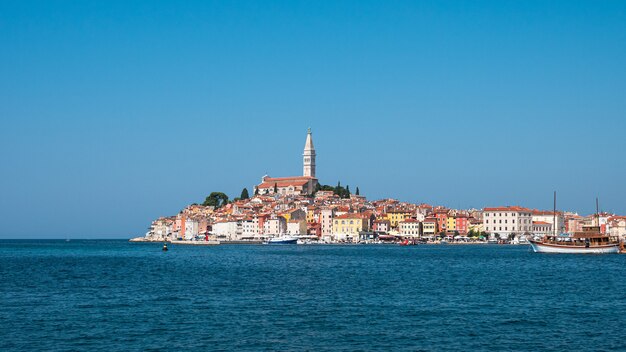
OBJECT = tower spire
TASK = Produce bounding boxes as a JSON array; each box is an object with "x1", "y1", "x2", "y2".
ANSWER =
[{"x1": 303, "y1": 128, "x2": 316, "y2": 177}]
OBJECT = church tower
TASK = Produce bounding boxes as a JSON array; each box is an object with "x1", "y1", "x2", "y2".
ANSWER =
[{"x1": 303, "y1": 128, "x2": 316, "y2": 177}]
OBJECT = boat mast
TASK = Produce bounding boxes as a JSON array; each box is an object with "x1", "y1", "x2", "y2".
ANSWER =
[
  {"x1": 553, "y1": 191, "x2": 557, "y2": 237},
  {"x1": 596, "y1": 197, "x2": 600, "y2": 228}
]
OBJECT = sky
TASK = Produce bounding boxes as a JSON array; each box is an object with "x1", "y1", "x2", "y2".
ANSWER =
[{"x1": 1, "y1": 1, "x2": 625, "y2": 238}]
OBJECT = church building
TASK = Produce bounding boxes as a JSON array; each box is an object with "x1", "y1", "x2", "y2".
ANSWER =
[{"x1": 255, "y1": 128, "x2": 319, "y2": 196}]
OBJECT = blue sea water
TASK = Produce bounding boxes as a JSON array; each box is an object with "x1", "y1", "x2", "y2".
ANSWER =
[{"x1": 1, "y1": 241, "x2": 625, "y2": 351}]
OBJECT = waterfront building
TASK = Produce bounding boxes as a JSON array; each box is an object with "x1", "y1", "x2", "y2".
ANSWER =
[
  {"x1": 455, "y1": 214, "x2": 469, "y2": 234},
  {"x1": 320, "y1": 208, "x2": 335, "y2": 237},
  {"x1": 332, "y1": 213, "x2": 369, "y2": 241},
  {"x1": 531, "y1": 210, "x2": 565, "y2": 234},
  {"x1": 372, "y1": 219, "x2": 391, "y2": 233},
  {"x1": 565, "y1": 214, "x2": 584, "y2": 233},
  {"x1": 287, "y1": 220, "x2": 307, "y2": 236},
  {"x1": 608, "y1": 216, "x2": 626, "y2": 241},
  {"x1": 212, "y1": 220, "x2": 239, "y2": 240},
  {"x1": 468, "y1": 218, "x2": 483, "y2": 234},
  {"x1": 532, "y1": 221, "x2": 553, "y2": 236},
  {"x1": 434, "y1": 208, "x2": 449, "y2": 233},
  {"x1": 307, "y1": 222, "x2": 321, "y2": 237},
  {"x1": 184, "y1": 219, "x2": 200, "y2": 240},
  {"x1": 150, "y1": 217, "x2": 174, "y2": 240},
  {"x1": 482, "y1": 206, "x2": 533, "y2": 237},
  {"x1": 446, "y1": 217, "x2": 456, "y2": 233},
  {"x1": 263, "y1": 216, "x2": 287, "y2": 236},
  {"x1": 422, "y1": 218, "x2": 438, "y2": 236},
  {"x1": 398, "y1": 219, "x2": 421, "y2": 237},
  {"x1": 241, "y1": 218, "x2": 260, "y2": 239}
]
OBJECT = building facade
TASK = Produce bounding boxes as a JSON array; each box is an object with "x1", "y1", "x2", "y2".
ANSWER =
[{"x1": 483, "y1": 206, "x2": 533, "y2": 237}]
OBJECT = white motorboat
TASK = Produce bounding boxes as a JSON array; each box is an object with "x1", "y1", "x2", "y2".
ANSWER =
[{"x1": 266, "y1": 235, "x2": 299, "y2": 244}]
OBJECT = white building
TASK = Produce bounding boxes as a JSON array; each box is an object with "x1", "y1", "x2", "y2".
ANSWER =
[
  {"x1": 399, "y1": 219, "x2": 421, "y2": 237},
  {"x1": 286, "y1": 220, "x2": 307, "y2": 236},
  {"x1": 150, "y1": 217, "x2": 174, "y2": 240},
  {"x1": 263, "y1": 217, "x2": 287, "y2": 236},
  {"x1": 532, "y1": 221, "x2": 553, "y2": 236},
  {"x1": 608, "y1": 216, "x2": 626, "y2": 241},
  {"x1": 531, "y1": 210, "x2": 564, "y2": 235},
  {"x1": 482, "y1": 206, "x2": 533, "y2": 237},
  {"x1": 184, "y1": 219, "x2": 200, "y2": 240},
  {"x1": 240, "y1": 218, "x2": 260, "y2": 239},
  {"x1": 211, "y1": 221, "x2": 239, "y2": 240}
]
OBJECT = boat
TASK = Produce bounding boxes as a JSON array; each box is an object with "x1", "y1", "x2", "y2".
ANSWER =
[
  {"x1": 399, "y1": 239, "x2": 416, "y2": 246},
  {"x1": 266, "y1": 235, "x2": 299, "y2": 245},
  {"x1": 529, "y1": 195, "x2": 620, "y2": 254},
  {"x1": 529, "y1": 233, "x2": 620, "y2": 254}
]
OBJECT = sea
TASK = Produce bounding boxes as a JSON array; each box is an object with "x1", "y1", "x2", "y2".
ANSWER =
[{"x1": 1, "y1": 240, "x2": 625, "y2": 351}]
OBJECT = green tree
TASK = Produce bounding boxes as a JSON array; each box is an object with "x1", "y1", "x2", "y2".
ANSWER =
[
  {"x1": 240, "y1": 188, "x2": 250, "y2": 200},
  {"x1": 254, "y1": 187, "x2": 259, "y2": 196},
  {"x1": 202, "y1": 192, "x2": 229, "y2": 208},
  {"x1": 346, "y1": 185, "x2": 350, "y2": 195},
  {"x1": 356, "y1": 187, "x2": 360, "y2": 196},
  {"x1": 273, "y1": 183, "x2": 278, "y2": 193}
]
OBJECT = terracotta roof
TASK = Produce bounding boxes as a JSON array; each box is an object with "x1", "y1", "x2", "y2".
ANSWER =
[
  {"x1": 263, "y1": 176, "x2": 314, "y2": 182},
  {"x1": 258, "y1": 179, "x2": 309, "y2": 188},
  {"x1": 484, "y1": 206, "x2": 531, "y2": 212},
  {"x1": 335, "y1": 213, "x2": 366, "y2": 219}
]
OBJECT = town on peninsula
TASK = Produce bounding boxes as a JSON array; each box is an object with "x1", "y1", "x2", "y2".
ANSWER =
[{"x1": 132, "y1": 129, "x2": 626, "y2": 245}]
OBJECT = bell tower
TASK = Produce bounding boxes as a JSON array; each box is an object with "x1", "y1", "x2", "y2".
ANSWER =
[{"x1": 303, "y1": 128, "x2": 316, "y2": 177}]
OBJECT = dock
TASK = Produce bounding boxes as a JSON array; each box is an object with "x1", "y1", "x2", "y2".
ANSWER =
[{"x1": 170, "y1": 240, "x2": 220, "y2": 246}]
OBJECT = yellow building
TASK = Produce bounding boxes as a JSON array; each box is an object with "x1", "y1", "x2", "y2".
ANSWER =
[
  {"x1": 306, "y1": 207, "x2": 316, "y2": 223},
  {"x1": 422, "y1": 218, "x2": 438, "y2": 236},
  {"x1": 386, "y1": 210, "x2": 413, "y2": 228},
  {"x1": 333, "y1": 214, "x2": 368, "y2": 235},
  {"x1": 446, "y1": 217, "x2": 456, "y2": 232}
]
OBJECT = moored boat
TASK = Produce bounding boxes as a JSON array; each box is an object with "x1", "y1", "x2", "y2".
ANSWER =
[
  {"x1": 266, "y1": 235, "x2": 299, "y2": 244},
  {"x1": 530, "y1": 195, "x2": 620, "y2": 254},
  {"x1": 529, "y1": 237, "x2": 619, "y2": 254}
]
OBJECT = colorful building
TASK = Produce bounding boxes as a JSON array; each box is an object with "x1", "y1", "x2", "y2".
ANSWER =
[
  {"x1": 333, "y1": 213, "x2": 369, "y2": 236},
  {"x1": 386, "y1": 210, "x2": 413, "y2": 228}
]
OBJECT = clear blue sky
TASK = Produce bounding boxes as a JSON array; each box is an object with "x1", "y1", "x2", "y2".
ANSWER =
[{"x1": 1, "y1": 1, "x2": 625, "y2": 238}]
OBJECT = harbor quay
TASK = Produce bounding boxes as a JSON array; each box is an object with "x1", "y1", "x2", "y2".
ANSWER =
[{"x1": 132, "y1": 129, "x2": 626, "y2": 246}]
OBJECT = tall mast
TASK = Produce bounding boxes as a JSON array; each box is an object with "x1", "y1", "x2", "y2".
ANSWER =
[
  {"x1": 596, "y1": 197, "x2": 600, "y2": 227},
  {"x1": 553, "y1": 191, "x2": 557, "y2": 237}
]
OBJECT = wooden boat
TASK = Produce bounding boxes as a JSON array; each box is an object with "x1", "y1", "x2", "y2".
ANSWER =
[
  {"x1": 529, "y1": 229, "x2": 620, "y2": 254},
  {"x1": 530, "y1": 195, "x2": 620, "y2": 254}
]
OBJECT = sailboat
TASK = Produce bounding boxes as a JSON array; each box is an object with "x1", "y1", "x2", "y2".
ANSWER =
[{"x1": 529, "y1": 194, "x2": 620, "y2": 254}]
